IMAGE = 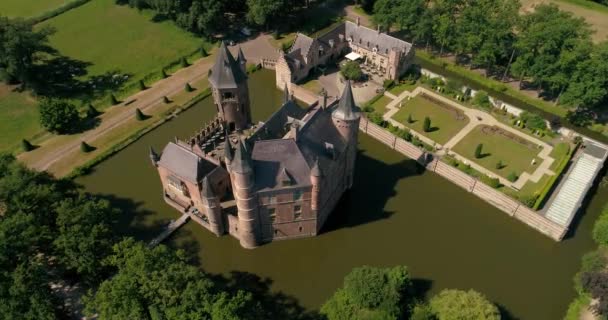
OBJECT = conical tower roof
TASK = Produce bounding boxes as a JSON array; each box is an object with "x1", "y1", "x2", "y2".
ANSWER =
[
  {"x1": 310, "y1": 158, "x2": 323, "y2": 177},
  {"x1": 223, "y1": 131, "x2": 233, "y2": 162},
  {"x1": 231, "y1": 139, "x2": 253, "y2": 174},
  {"x1": 201, "y1": 176, "x2": 215, "y2": 198},
  {"x1": 332, "y1": 81, "x2": 360, "y2": 121},
  {"x1": 209, "y1": 42, "x2": 247, "y2": 89}
]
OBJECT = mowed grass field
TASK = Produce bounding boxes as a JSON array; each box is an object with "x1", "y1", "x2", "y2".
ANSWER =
[
  {"x1": 0, "y1": 0, "x2": 72, "y2": 18},
  {"x1": 38, "y1": 0, "x2": 202, "y2": 84},
  {"x1": 453, "y1": 125, "x2": 542, "y2": 179},
  {"x1": 0, "y1": 84, "x2": 41, "y2": 152},
  {"x1": 520, "y1": 0, "x2": 608, "y2": 42},
  {"x1": 392, "y1": 95, "x2": 469, "y2": 144},
  {"x1": 369, "y1": 95, "x2": 393, "y2": 115}
]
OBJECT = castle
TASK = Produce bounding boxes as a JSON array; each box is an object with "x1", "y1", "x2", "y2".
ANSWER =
[
  {"x1": 151, "y1": 42, "x2": 361, "y2": 248},
  {"x1": 275, "y1": 19, "x2": 415, "y2": 90}
]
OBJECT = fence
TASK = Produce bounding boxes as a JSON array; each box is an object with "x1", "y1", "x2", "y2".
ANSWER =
[{"x1": 359, "y1": 117, "x2": 568, "y2": 241}]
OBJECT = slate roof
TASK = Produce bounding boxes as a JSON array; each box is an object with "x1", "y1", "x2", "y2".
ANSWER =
[
  {"x1": 248, "y1": 100, "x2": 307, "y2": 141},
  {"x1": 201, "y1": 176, "x2": 215, "y2": 198},
  {"x1": 290, "y1": 33, "x2": 314, "y2": 58},
  {"x1": 158, "y1": 142, "x2": 217, "y2": 183},
  {"x1": 231, "y1": 139, "x2": 253, "y2": 174},
  {"x1": 318, "y1": 21, "x2": 412, "y2": 56},
  {"x1": 251, "y1": 139, "x2": 311, "y2": 191},
  {"x1": 209, "y1": 42, "x2": 247, "y2": 89},
  {"x1": 332, "y1": 81, "x2": 360, "y2": 121}
]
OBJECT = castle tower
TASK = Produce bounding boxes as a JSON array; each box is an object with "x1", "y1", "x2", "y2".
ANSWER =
[
  {"x1": 200, "y1": 177, "x2": 224, "y2": 236},
  {"x1": 209, "y1": 42, "x2": 251, "y2": 131},
  {"x1": 229, "y1": 139, "x2": 260, "y2": 248},
  {"x1": 237, "y1": 47, "x2": 247, "y2": 75},
  {"x1": 332, "y1": 81, "x2": 361, "y2": 188},
  {"x1": 223, "y1": 130, "x2": 233, "y2": 171},
  {"x1": 387, "y1": 48, "x2": 402, "y2": 81}
]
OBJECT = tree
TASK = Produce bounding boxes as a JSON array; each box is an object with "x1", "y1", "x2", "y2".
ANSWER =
[
  {"x1": 472, "y1": 91, "x2": 492, "y2": 109},
  {"x1": 429, "y1": 289, "x2": 500, "y2": 320},
  {"x1": 475, "y1": 143, "x2": 483, "y2": 159},
  {"x1": 53, "y1": 195, "x2": 118, "y2": 283},
  {"x1": 110, "y1": 93, "x2": 119, "y2": 105},
  {"x1": 87, "y1": 103, "x2": 99, "y2": 118},
  {"x1": 520, "y1": 112, "x2": 546, "y2": 131},
  {"x1": 38, "y1": 99, "x2": 80, "y2": 134},
  {"x1": 561, "y1": 41, "x2": 608, "y2": 109},
  {"x1": 373, "y1": 0, "x2": 425, "y2": 32},
  {"x1": 423, "y1": 117, "x2": 431, "y2": 132},
  {"x1": 321, "y1": 265, "x2": 412, "y2": 320},
  {"x1": 0, "y1": 17, "x2": 55, "y2": 87},
  {"x1": 340, "y1": 61, "x2": 363, "y2": 81},
  {"x1": 592, "y1": 212, "x2": 608, "y2": 246},
  {"x1": 246, "y1": 0, "x2": 285, "y2": 28},
  {"x1": 581, "y1": 271, "x2": 608, "y2": 316},
  {"x1": 138, "y1": 79, "x2": 146, "y2": 90}
]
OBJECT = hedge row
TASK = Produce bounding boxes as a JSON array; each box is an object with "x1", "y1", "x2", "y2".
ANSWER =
[
  {"x1": 67, "y1": 88, "x2": 212, "y2": 179},
  {"x1": 532, "y1": 143, "x2": 578, "y2": 210},
  {"x1": 28, "y1": 0, "x2": 92, "y2": 25}
]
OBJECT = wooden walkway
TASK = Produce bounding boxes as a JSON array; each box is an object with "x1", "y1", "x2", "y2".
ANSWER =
[{"x1": 149, "y1": 213, "x2": 190, "y2": 247}]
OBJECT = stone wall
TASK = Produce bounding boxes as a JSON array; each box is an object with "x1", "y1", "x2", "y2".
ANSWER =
[{"x1": 359, "y1": 117, "x2": 568, "y2": 241}]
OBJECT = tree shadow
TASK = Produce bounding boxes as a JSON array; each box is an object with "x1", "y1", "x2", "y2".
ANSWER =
[
  {"x1": 497, "y1": 303, "x2": 520, "y2": 320},
  {"x1": 477, "y1": 152, "x2": 492, "y2": 159},
  {"x1": 322, "y1": 149, "x2": 424, "y2": 232},
  {"x1": 426, "y1": 126, "x2": 439, "y2": 132},
  {"x1": 212, "y1": 271, "x2": 324, "y2": 320}
]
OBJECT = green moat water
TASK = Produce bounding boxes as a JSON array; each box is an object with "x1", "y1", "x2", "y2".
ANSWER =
[{"x1": 76, "y1": 70, "x2": 608, "y2": 319}]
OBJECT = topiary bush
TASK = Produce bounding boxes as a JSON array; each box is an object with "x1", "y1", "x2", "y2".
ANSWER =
[
  {"x1": 80, "y1": 141, "x2": 93, "y2": 153},
  {"x1": 475, "y1": 143, "x2": 483, "y2": 159},
  {"x1": 507, "y1": 172, "x2": 518, "y2": 182},
  {"x1": 135, "y1": 108, "x2": 146, "y2": 121},
  {"x1": 423, "y1": 117, "x2": 431, "y2": 132},
  {"x1": 185, "y1": 83, "x2": 193, "y2": 92},
  {"x1": 21, "y1": 139, "x2": 34, "y2": 152}
]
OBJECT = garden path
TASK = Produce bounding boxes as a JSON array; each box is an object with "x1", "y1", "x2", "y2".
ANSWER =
[{"x1": 382, "y1": 87, "x2": 556, "y2": 189}]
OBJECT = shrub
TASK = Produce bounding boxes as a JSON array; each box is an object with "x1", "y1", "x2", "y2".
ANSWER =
[
  {"x1": 520, "y1": 111, "x2": 546, "y2": 131},
  {"x1": 340, "y1": 61, "x2": 363, "y2": 81},
  {"x1": 181, "y1": 57, "x2": 189, "y2": 68},
  {"x1": 472, "y1": 90, "x2": 492, "y2": 110},
  {"x1": 110, "y1": 94, "x2": 119, "y2": 105},
  {"x1": 495, "y1": 160, "x2": 504, "y2": 169},
  {"x1": 161, "y1": 69, "x2": 168, "y2": 79},
  {"x1": 135, "y1": 108, "x2": 146, "y2": 121},
  {"x1": 383, "y1": 79, "x2": 395, "y2": 89},
  {"x1": 407, "y1": 114, "x2": 414, "y2": 124},
  {"x1": 445, "y1": 78, "x2": 463, "y2": 95},
  {"x1": 507, "y1": 172, "x2": 518, "y2": 182},
  {"x1": 519, "y1": 194, "x2": 539, "y2": 208},
  {"x1": 423, "y1": 117, "x2": 431, "y2": 132},
  {"x1": 163, "y1": 96, "x2": 170, "y2": 104},
  {"x1": 39, "y1": 99, "x2": 80, "y2": 134},
  {"x1": 21, "y1": 139, "x2": 34, "y2": 152},
  {"x1": 474, "y1": 144, "x2": 483, "y2": 159},
  {"x1": 87, "y1": 104, "x2": 99, "y2": 118},
  {"x1": 481, "y1": 175, "x2": 501, "y2": 189},
  {"x1": 185, "y1": 83, "x2": 193, "y2": 92},
  {"x1": 139, "y1": 80, "x2": 146, "y2": 90},
  {"x1": 200, "y1": 46, "x2": 208, "y2": 57},
  {"x1": 80, "y1": 141, "x2": 93, "y2": 153}
]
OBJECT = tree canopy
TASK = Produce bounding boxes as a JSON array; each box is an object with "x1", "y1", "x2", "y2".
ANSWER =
[
  {"x1": 429, "y1": 289, "x2": 501, "y2": 320},
  {"x1": 341, "y1": 61, "x2": 363, "y2": 81},
  {"x1": 38, "y1": 99, "x2": 81, "y2": 134}
]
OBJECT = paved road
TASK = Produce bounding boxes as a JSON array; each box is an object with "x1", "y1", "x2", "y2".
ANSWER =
[{"x1": 23, "y1": 35, "x2": 275, "y2": 174}]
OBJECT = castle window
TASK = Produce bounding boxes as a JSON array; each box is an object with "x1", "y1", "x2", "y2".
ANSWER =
[
  {"x1": 222, "y1": 92, "x2": 234, "y2": 99},
  {"x1": 269, "y1": 195, "x2": 277, "y2": 204},
  {"x1": 299, "y1": 226, "x2": 303, "y2": 232},
  {"x1": 293, "y1": 190, "x2": 303, "y2": 201},
  {"x1": 269, "y1": 208, "x2": 276, "y2": 223},
  {"x1": 294, "y1": 205, "x2": 302, "y2": 219}
]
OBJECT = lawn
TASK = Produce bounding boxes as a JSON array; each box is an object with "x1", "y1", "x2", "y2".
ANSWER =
[
  {"x1": 549, "y1": 142, "x2": 572, "y2": 171},
  {"x1": 38, "y1": 0, "x2": 202, "y2": 95},
  {"x1": 392, "y1": 94, "x2": 469, "y2": 144},
  {"x1": 0, "y1": 84, "x2": 42, "y2": 152},
  {"x1": 0, "y1": 0, "x2": 72, "y2": 18},
  {"x1": 453, "y1": 125, "x2": 542, "y2": 179},
  {"x1": 301, "y1": 79, "x2": 323, "y2": 95},
  {"x1": 369, "y1": 95, "x2": 393, "y2": 115},
  {"x1": 388, "y1": 81, "x2": 417, "y2": 96}
]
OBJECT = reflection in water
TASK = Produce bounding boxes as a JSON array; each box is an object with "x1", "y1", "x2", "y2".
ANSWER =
[{"x1": 76, "y1": 70, "x2": 608, "y2": 320}]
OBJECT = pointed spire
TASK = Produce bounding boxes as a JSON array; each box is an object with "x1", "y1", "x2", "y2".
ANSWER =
[
  {"x1": 201, "y1": 176, "x2": 215, "y2": 199},
  {"x1": 279, "y1": 167, "x2": 294, "y2": 186},
  {"x1": 332, "y1": 81, "x2": 360, "y2": 121},
  {"x1": 209, "y1": 41, "x2": 246, "y2": 89},
  {"x1": 223, "y1": 131, "x2": 233, "y2": 163},
  {"x1": 149, "y1": 146, "x2": 160, "y2": 166},
  {"x1": 284, "y1": 83, "x2": 290, "y2": 104},
  {"x1": 311, "y1": 158, "x2": 323, "y2": 177},
  {"x1": 231, "y1": 139, "x2": 253, "y2": 174}
]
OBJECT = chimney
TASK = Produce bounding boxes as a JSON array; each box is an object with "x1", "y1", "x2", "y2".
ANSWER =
[
  {"x1": 356, "y1": 17, "x2": 360, "y2": 27},
  {"x1": 325, "y1": 142, "x2": 336, "y2": 160},
  {"x1": 291, "y1": 122, "x2": 299, "y2": 142}
]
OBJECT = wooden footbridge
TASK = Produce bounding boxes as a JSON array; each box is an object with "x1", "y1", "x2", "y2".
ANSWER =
[{"x1": 149, "y1": 213, "x2": 190, "y2": 247}]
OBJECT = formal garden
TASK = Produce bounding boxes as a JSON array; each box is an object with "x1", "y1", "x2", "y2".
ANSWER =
[
  {"x1": 452, "y1": 125, "x2": 542, "y2": 181},
  {"x1": 392, "y1": 94, "x2": 470, "y2": 145}
]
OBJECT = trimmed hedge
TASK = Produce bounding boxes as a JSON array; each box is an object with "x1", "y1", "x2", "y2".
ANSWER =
[{"x1": 532, "y1": 143, "x2": 577, "y2": 210}]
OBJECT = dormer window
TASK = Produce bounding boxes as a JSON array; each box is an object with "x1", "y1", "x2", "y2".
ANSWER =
[{"x1": 222, "y1": 92, "x2": 234, "y2": 99}]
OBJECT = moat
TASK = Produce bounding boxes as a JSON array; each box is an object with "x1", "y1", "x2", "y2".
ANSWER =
[{"x1": 76, "y1": 70, "x2": 608, "y2": 319}]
